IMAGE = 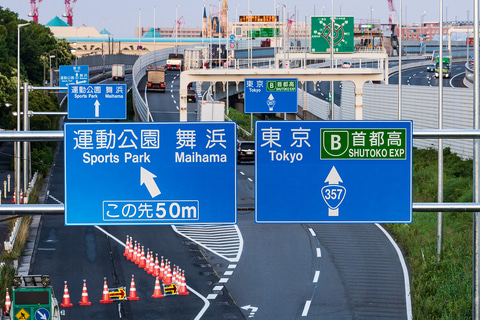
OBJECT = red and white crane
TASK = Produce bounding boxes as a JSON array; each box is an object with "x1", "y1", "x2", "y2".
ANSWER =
[
  {"x1": 387, "y1": 0, "x2": 399, "y2": 55},
  {"x1": 62, "y1": 0, "x2": 77, "y2": 26},
  {"x1": 28, "y1": 0, "x2": 42, "y2": 24}
]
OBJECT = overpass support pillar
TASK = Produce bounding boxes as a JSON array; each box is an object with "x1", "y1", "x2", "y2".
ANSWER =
[{"x1": 353, "y1": 80, "x2": 365, "y2": 120}]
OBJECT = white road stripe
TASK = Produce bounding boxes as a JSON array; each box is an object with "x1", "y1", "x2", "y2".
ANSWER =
[
  {"x1": 228, "y1": 264, "x2": 237, "y2": 269},
  {"x1": 224, "y1": 271, "x2": 233, "y2": 276},
  {"x1": 240, "y1": 171, "x2": 245, "y2": 175},
  {"x1": 302, "y1": 300, "x2": 311, "y2": 316},
  {"x1": 313, "y1": 270, "x2": 320, "y2": 283},
  {"x1": 248, "y1": 178, "x2": 253, "y2": 182},
  {"x1": 219, "y1": 278, "x2": 229, "y2": 283},
  {"x1": 316, "y1": 248, "x2": 322, "y2": 257},
  {"x1": 213, "y1": 286, "x2": 223, "y2": 291},
  {"x1": 207, "y1": 294, "x2": 217, "y2": 300},
  {"x1": 309, "y1": 228, "x2": 316, "y2": 237}
]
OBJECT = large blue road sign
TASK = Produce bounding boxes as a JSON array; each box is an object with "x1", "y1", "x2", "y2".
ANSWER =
[
  {"x1": 64, "y1": 122, "x2": 237, "y2": 225},
  {"x1": 244, "y1": 78, "x2": 297, "y2": 113},
  {"x1": 68, "y1": 84, "x2": 127, "y2": 120},
  {"x1": 255, "y1": 120, "x2": 412, "y2": 223},
  {"x1": 59, "y1": 65, "x2": 89, "y2": 87}
]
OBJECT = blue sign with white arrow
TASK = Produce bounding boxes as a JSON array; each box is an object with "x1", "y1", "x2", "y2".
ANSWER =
[
  {"x1": 67, "y1": 84, "x2": 127, "y2": 120},
  {"x1": 255, "y1": 120, "x2": 412, "y2": 223},
  {"x1": 59, "y1": 65, "x2": 89, "y2": 87},
  {"x1": 35, "y1": 308, "x2": 50, "y2": 320},
  {"x1": 64, "y1": 122, "x2": 237, "y2": 225},
  {"x1": 244, "y1": 78, "x2": 298, "y2": 113}
]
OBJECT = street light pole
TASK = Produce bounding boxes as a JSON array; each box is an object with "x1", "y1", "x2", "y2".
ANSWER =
[
  {"x1": 17, "y1": 22, "x2": 29, "y2": 205},
  {"x1": 154, "y1": 5, "x2": 157, "y2": 63},
  {"x1": 138, "y1": 8, "x2": 142, "y2": 57}
]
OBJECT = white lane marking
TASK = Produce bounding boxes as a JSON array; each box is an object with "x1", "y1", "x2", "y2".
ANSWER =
[
  {"x1": 302, "y1": 300, "x2": 312, "y2": 317},
  {"x1": 224, "y1": 271, "x2": 233, "y2": 276},
  {"x1": 248, "y1": 178, "x2": 253, "y2": 182},
  {"x1": 219, "y1": 278, "x2": 229, "y2": 283},
  {"x1": 207, "y1": 294, "x2": 217, "y2": 300},
  {"x1": 38, "y1": 248, "x2": 56, "y2": 251},
  {"x1": 308, "y1": 228, "x2": 316, "y2": 237},
  {"x1": 375, "y1": 223, "x2": 413, "y2": 320},
  {"x1": 313, "y1": 270, "x2": 320, "y2": 283},
  {"x1": 240, "y1": 171, "x2": 245, "y2": 175},
  {"x1": 316, "y1": 248, "x2": 322, "y2": 257},
  {"x1": 213, "y1": 286, "x2": 223, "y2": 291},
  {"x1": 228, "y1": 264, "x2": 237, "y2": 269}
]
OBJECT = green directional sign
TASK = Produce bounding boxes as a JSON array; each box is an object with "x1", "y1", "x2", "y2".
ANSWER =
[
  {"x1": 311, "y1": 16, "x2": 354, "y2": 53},
  {"x1": 247, "y1": 28, "x2": 279, "y2": 38},
  {"x1": 266, "y1": 80, "x2": 297, "y2": 92},
  {"x1": 321, "y1": 128, "x2": 407, "y2": 160}
]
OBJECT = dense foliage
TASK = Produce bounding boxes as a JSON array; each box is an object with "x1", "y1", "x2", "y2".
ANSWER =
[{"x1": 387, "y1": 147, "x2": 473, "y2": 319}]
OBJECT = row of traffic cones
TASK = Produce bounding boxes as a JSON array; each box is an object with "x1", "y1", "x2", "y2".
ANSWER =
[
  {"x1": 10, "y1": 189, "x2": 23, "y2": 204},
  {"x1": 123, "y1": 235, "x2": 189, "y2": 295}
]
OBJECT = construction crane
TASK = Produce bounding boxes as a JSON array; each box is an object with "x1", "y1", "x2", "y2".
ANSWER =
[
  {"x1": 28, "y1": 0, "x2": 42, "y2": 24},
  {"x1": 287, "y1": 14, "x2": 295, "y2": 32},
  {"x1": 387, "y1": 0, "x2": 399, "y2": 55},
  {"x1": 62, "y1": 0, "x2": 77, "y2": 26}
]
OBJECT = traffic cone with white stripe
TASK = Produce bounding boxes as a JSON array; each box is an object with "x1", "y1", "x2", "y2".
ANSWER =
[
  {"x1": 127, "y1": 237, "x2": 133, "y2": 260},
  {"x1": 164, "y1": 262, "x2": 172, "y2": 284},
  {"x1": 144, "y1": 249, "x2": 151, "y2": 271},
  {"x1": 11, "y1": 190, "x2": 15, "y2": 204},
  {"x1": 124, "y1": 235, "x2": 130, "y2": 257},
  {"x1": 60, "y1": 281, "x2": 73, "y2": 307},
  {"x1": 132, "y1": 241, "x2": 138, "y2": 263},
  {"x1": 178, "y1": 270, "x2": 190, "y2": 295},
  {"x1": 148, "y1": 251, "x2": 155, "y2": 275},
  {"x1": 99, "y1": 277, "x2": 113, "y2": 304},
  {"x1": 20, "y1": 189, "x2": 23, "y2": 204},
  {"x1": 127, "y1": 275, "x2": 140, "y2": 301},
  {"x1": 79, "y1": 279, "x2": 92, "y2": 306},
  {"x1": 135, "y1": 243, "x2": 142, "y2": 265},
  {"x1": 4, "y1": 289, "x2": 11, "y2": 315},
  {"x1": 172, "y1": 265, "x2": 177, "y2": 284},
  {"x1": 153, "y1": 254, "x2": 160, "y2": 278},
  {"x1": 158, "y1": 256, "x2": 164, "y2": 279},
  {"x1": 151, "y1": 276, "x2": 164, "y2": 298},
  {"x1": 139, "y1": 246, "x2": 146, "y2": 268}
]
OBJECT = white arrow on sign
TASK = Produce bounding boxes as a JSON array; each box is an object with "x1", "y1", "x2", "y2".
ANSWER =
[
  {"x1": 94, "y1": 100, "x2": 100, "y2": 117},
  {"x1": 140, "y1": 167, "x2": 161, "y2": 198},
  {"x1": 36, "y1": 310, "x2": 48, "y2": 320}
]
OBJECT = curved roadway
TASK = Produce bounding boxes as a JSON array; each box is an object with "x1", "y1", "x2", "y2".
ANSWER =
[{"x1": 28, "y1": 68, "x2": 411, "y2": 319}]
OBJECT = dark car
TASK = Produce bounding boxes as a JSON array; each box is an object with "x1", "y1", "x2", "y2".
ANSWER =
[
  {"x1": 237, "y1": 141, "x2": 255, "y2": 164},
  {"x1": 427, "y1": 63, "x2": 435, "y2": 72},
  {"x1": 187, "y1": 89, "x2": 197, "y2": 103}
]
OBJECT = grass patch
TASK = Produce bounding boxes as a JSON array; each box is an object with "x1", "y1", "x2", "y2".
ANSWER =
[{"x1": 387, "y1": 147, "x2": 473, "y2": 319}]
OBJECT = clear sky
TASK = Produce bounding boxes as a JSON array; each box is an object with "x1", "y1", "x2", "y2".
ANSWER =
[{"x1": 2, "y1": 0, "x2": 474, "y2": 37}]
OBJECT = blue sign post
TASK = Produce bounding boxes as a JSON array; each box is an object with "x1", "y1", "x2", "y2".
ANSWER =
[
  {"x1": 255, "y1": 120, "x2": 412, "y2": 223},
  {"x1": 244, "y1": 78, "x2": 297, "y2": 113},
  {"x1": 64, "y1": 122, "x2": 237, "y2": 225},
  {"x1": 68, "y1": 84, "x2": 127, "y2": 120},
  {"x1": 59, "y1": 65, "x2": 89, "y2": 87}
]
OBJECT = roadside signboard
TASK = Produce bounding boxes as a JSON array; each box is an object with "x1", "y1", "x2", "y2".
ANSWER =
[
  {"x1": 12, "y1": 287, "x2": 52, "y2": 320},
  {"x1": 64, "y1": 122, "x2": 237, "y2": 225},
  {"x1": 67, "y1": 83, "x2": 127, "y2": 120},
  {"x1": 255, "y1": 120, "x2": 412, "y2": 223},
  {"x1": 311, "y1": 16, "x2": 354, "y2": 53},
  {"x1": 59, "y1": 65, "x2": 89, "y2": 87},
  {"x1": 244, "y1": 78, "x2": 297, "y2": 113}
]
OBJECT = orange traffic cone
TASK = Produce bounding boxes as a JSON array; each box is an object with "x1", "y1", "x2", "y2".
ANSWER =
[
  {"x1": 79, "y1": 279, "x2": 92, "y2": 306},
  {"x1": 164, "y1": 262, "x2": 172, "y2": 284},
  {"x1": 60, "y1": 281, "x2": 73, "y2": 307},
  {"x1": 151, "y1": 276, "x2": 164, "y2": 298},
  {"x1": 144, "y1": 250, "x2": 151, "y2": 271},
  {"x1": 153, "y1": 254, "x2": 160, "y2": 278},
  {"x1": 172, "y1": 265, "x2": 177, "y2": 284},
  {"x1": 4, "y1": 289, "x2": 11, "y2": 315},
  {"x1": 138, "y1": 246, "x2": 146, "y2": 268},
  {"x1": 158, "y1": 256, "x2": 164, "y2": 279},
  {"x1": 135, "y1": 243, "x2": 142, "y2": 265},
  {"x1": 99, "y1": 277, "x2": 113, "y2": 304},
  {"x1": 127, "y1": 237, "x2": 133, "y2": 260},
  {"x1": 124, "y1": 235, "x2": 130, "y2": 257},
  {"x1": 11, "y1": 190, "x2": 15, "y2": 203},
  {"x1": 127, "y1": 275, "x2": 140, "y2": 301},
  {"x1": 132, "y1": 241, "x2": 138, "y2": 263},
  {"x1": 20, "y1": 189, "x2": 23, "y2": 204},
  {"x1": 148, "y1": 251, "x2": 155, "y2": 275},
  {"x1": 179, "y1": 270, "x2": 190, "y2": 295}
]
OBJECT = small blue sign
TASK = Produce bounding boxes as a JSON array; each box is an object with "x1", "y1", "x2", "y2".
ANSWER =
[
  {"x1": 35, "y1": 308, "x2": 50, "y2": 320},
  {"x1": 64, "y1": 122, "x2": 237, "y2": 225},
  {"x1": 59, "y1": 65, "x2": 89, "y2": 88},
  {"x1": 244, "y1": 78, "x2": 297, "y2": 113},
  {"x1": 229, "y1": 34, "x2": 235, "y2": 40},
  {"x1": 68, "y1": 84, "x2": 127, "y2": 120},
  {"x1": 255, "y1": 120, "x2": 412, "y2": 223}
]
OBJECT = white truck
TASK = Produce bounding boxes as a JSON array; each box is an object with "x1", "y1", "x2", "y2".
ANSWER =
[
  {"x1": 166, "y1": 53, "x2": 184, "y2": 71},
  {"x1": 184, "y1": 47, "x2": 209, "y2": 70},
  {"x1": 146, "y1": 66, "x2": 166, "y2": 92},
  {"x1": 112, "y1": 64, "x2": 125, "y2": 81}
]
